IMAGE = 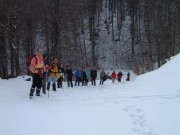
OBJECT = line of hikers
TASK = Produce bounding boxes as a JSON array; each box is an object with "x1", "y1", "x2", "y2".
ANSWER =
[{"x1": 28, "y1": 48, "x2": 130, "y2": 97}]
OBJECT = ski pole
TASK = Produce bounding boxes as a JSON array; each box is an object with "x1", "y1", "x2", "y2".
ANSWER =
[
  {"x1": 62, "y1": 86, "x2": 64, "y2": 92},
  {"x1": 48, "y1": 89, "x2": 49, "y2": 98}
]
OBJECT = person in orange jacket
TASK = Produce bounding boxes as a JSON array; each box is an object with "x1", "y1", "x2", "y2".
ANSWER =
[
  {"x1": 29, "y1": 48, "x2": 45, "y2": 97},
  {"x1": 111, "y1": 71, "x2": 116, "y2": 83}
]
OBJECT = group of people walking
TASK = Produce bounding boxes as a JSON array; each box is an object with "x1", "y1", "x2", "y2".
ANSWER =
[
  {"x1": 28, "y1": 48, "x2": 130, "y2": 98},
  {"x1": 74, "y1": 67, "x2": 97, "y2": 86},
  {"x1": 99, "y1": 69, "x2": 130, "y2": 84}
]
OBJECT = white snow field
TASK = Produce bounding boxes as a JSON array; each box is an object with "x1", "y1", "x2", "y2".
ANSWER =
[{"x1": 0, "y1": 54, "x2": 180, "y2": 135}]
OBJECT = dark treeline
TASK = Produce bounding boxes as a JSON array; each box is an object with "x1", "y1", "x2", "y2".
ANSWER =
[{"x1": 0, "y1": 0, "x2": 180, "y2": 78}]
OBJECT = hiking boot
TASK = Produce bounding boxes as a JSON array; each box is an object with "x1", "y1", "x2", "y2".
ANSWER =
[
  {"x1": 42, "y1": 87, "x2": 46, "y2": 94},
  {"x1": 42, "y1": 91, "x2": 46, "y2": 94},
  {"x1": 36, "y1": 89, "x2": 41, "y2": 96},
  {"x1": 53, "y1": 83, "x2": 56, "y2": 91},
  {"x1": 57, "y1": 84, "x2": 60, "y2": 88},
  {"x1": 47, "y1": 82, "x2": 50, "y2": 90},
  {"x1": 35, "y1": 93, "x2": 40, "y2": 96},
  {"x1": 29, "y1": 88, "x2": 35, "y2": 97},
  {"x1": 29, "y1": 93, "x2": 33, "y2": 97}
]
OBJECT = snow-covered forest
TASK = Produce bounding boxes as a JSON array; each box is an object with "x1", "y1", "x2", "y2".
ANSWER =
[{"x1": 0, "y1": 0, "x2": 180, "y2": 78}]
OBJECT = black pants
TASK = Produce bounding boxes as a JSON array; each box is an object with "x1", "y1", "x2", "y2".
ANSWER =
[
  {"x1": 118, "y1": 78, "x2": 122, "y2": 82},
  {"x1": 30, "y1": 73, "x2": 42, "y2": 94},
  {"x1": 67, "y1": 77, "x2": 73, "y2": 87},
  {"x1": 82, "y1": 78, "x2": 87, "y2": 86},
  {"x1": 32, "y1": 73, "x2": 42, "y2": 89},
  {"x1": 75, "y1": 77, "x2": 81, "y2": 86},
  {"x1": 91, "y1": 77, "x2": 96, "y2": 85},
  {"x1": 57, "y1": 77, "x2": 63, "y2": 87},
  {"x1": 85, "y1": 78, "x2": 89, "y2": 85}
]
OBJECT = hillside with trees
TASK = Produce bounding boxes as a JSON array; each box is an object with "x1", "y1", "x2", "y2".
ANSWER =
[{"x1": 0, "y1": 0, "x2": 180, "y2": 78}]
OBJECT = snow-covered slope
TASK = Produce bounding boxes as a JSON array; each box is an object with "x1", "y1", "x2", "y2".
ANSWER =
[
  {"x1": 0, "y1": 54, "x2": 180, "y2": 135},
  {"x1": 132, "y1": 54, "x2": 180, "y2": 94}
]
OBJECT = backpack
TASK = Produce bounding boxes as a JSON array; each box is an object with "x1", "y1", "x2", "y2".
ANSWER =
[{"x1": 28, "y1": 54, "x2": 37, "y2": 66}]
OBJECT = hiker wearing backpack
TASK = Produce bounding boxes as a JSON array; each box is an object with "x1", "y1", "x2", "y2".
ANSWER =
[
  {"x1": 29, "y1": 48, "x2": 45, "y2": 97},
  {"x1": 47, "y1": 58, "x2": 60, "y2": 91}
]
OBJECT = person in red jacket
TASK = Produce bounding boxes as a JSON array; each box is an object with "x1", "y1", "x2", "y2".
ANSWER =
[
  {"x1": 111, "y1": 71, "x2": 116, "y2": 83},
  {"x1": 117, "y1": 71, "x2": 123, "y2": 82}
]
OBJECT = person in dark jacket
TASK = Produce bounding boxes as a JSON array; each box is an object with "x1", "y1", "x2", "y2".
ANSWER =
[
  {"x1": 57, "y1": 63, "x2": 64, "y2": 88},
  {"x1": 100, "y1": 68, "x2": 105, "y2": 85},
  {"x1": 42, "y1": 54, "x2": 50, "y2": 94},
  {"x1": 75, "y1": 67, "x2": 83, "y2": 86},
  {"x1": 82, "y1": 68, "x2": 87, "y2": 86},
  {"x1": 66, "y1": 66, "x2": 73, "y2": 87},
  {"x1": 126, "y1": 72, "x2": 130, "y2": 81},
  {"x1": 90, "y1": 67, "x2": 97, "y2": 86}
]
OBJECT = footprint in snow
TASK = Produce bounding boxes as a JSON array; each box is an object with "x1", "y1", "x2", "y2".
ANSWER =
[{"x1": 124, "y1": 106, "x2": 156, "y2": 135}]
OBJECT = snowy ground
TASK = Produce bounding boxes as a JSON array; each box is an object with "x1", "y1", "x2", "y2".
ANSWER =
[{"x1": 0, "y1": 54, "x2": 180, "y2": 135}]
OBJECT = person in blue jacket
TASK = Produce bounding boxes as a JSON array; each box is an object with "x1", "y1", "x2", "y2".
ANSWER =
[{"x1": 75, "y1": 67, "x2": 83, "y2": 86}]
